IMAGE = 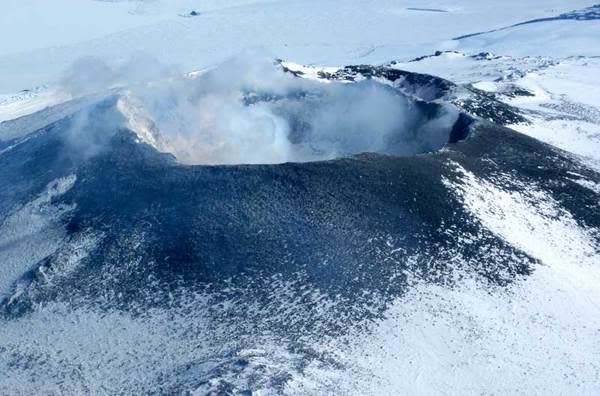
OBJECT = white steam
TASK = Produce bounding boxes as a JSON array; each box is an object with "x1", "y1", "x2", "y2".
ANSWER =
[{"x1": 59, "y1": 54, "x2": 458, "y2": 165}]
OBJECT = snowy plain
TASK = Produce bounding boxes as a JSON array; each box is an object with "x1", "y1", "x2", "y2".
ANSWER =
[{"x1": 0, "y1": 0, "x2": 597, "y2": 93}]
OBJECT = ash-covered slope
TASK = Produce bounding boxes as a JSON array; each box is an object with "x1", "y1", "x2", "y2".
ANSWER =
[{"x1": 1, "y1": 65, "x2": 599, "y2": 394}]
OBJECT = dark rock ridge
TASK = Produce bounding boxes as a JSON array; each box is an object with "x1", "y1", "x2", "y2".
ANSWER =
[{"x1": 292, "y1": 63, "x2": 529, "y2": 125}]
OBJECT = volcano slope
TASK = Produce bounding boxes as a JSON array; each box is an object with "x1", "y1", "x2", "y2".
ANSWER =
[{"x1": 1, "y1": 65, "x2": 599, "y2": 395}]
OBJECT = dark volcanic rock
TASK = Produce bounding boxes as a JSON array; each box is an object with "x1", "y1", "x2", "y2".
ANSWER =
[{"x1": 2, "y1": 97, "x2": 598, "y2": 325}]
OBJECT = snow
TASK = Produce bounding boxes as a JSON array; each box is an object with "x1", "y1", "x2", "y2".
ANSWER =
[
  {"x1": 509, "y1": 58, "x2": 600, "y2": 109},
  {"x1": 0, "y1": 176, "x2": 76, "y2": 302},
  {"x1": 455, "y1": 19, "x2": 600, "y2": 58},
  {"x1": 288, "y1": 164, "x2": 600, "y2": 395},
  {"x1": 393, "y1": 53, "x2": 600, "y2": 171},
  {"x1": 280, "y1": 62, "x2": 341, "y2": 83},
  {"x1": 574, "y1": 177, "x2": 600, "y2": 195},
  {"x1": 392, "y1": 52, "x2": 559, "y2": 85},
  {"x1": 505, "y1": 58, "x2": 600, "y2": 169},
  {"x1": 0, "y1": 278, "x2": 336, "y2": 394},
  {"x1": 2, "y1": 160, "x2": 598, "y2": 394},
  {"x1": 0, "y1": 0, "x2": 596, "y2": 93},
  {"x1": 0, "y1": 87, "x2": 70, "y2": 124}
]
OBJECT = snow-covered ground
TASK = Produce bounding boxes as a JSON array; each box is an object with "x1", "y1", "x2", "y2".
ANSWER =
[
  {"x1": 2, "y1": 162, "x2": 598, "y2": 395},
  {"x1": 0, "y1": 0, "x2": 597, "y2": 93},
  {"x1": 297, "y1": 168, "x2": 600, "y2": 394},
  {"x1": 0, "y1": 176, "x2": 76, "y2": 301},
  {"x1": 393, "y1": 54, "x2": 600, "y2": 170}
]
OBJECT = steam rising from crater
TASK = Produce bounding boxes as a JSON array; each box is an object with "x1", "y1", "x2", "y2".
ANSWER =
[{"x1": 60, "y1": 55, "x2": 458, "y2": 165}]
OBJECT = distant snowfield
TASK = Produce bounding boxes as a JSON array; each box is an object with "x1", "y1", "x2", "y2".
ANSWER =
[{"x1": 0, "y1": 0, "x2": 597, "y2": 93}]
